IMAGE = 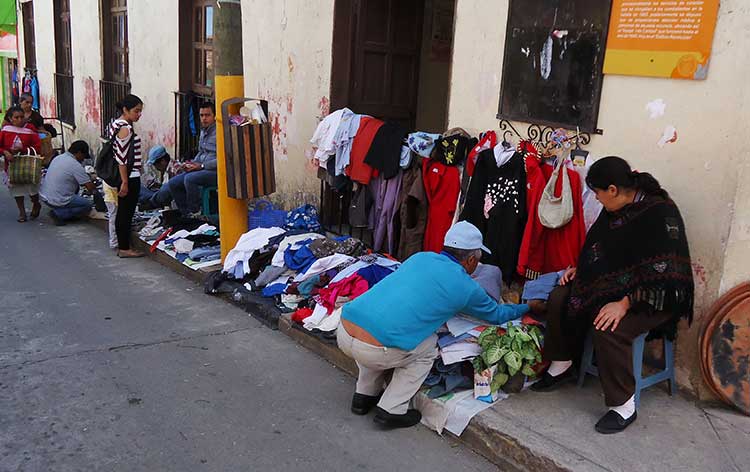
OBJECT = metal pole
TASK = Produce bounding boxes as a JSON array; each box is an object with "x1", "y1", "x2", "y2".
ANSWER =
[{"x1": 213, "y1": 0, "x2": 248, "y2": 260}]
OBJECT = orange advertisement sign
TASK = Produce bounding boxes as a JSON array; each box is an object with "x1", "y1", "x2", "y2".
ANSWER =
[{"x1": 603, "y1": 0, "x2": 720, "y2": 79}]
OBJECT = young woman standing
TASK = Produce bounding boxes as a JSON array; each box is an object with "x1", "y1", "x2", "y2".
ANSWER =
[{"x1": 108, "y1": 94, "x2": 144, "y2": 258}]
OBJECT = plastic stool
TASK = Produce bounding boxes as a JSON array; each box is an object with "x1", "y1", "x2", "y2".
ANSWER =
[
  {"x1": 201, "y1": 186, "x2": 218, "y2": 217},
  {"x1": 577, "y1": 331, "x2": 676, "y2": 408}
]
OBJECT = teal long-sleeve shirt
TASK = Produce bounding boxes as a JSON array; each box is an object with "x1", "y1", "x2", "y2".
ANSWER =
[{"x1": 341, "y1": 252, "x2": 529, "y2": 351}]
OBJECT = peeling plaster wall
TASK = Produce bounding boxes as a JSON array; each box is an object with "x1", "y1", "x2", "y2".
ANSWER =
[
  {"x1": 241, "y1": 0, "x2": 335, "y2": 210},
  {"x1": 69, "y1": 0, "x2": 104, "y2": 147},
  {"x1": 127, "y1": 0, "x2": 179, "y2": 155},
  {"x1": 448, "y1": 0, "x2": 750, "y2": 397},
  {"x1": 16, "y1": 0, "x2": 179, "y2": 156}
]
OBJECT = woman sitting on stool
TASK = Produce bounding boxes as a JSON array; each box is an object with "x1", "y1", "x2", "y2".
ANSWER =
[{"x1": 530, "y1": 156, "x2": 694, "y2": 434}]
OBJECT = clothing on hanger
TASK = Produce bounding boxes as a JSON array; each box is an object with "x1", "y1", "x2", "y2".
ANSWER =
[
  {"x1": 517, "y1": 156, "x2": 586, "y2": 279},
  {"x1": 460, "y1": 148, "x2": 527, "y2": 284},
  {"x1": 423, "y1": 158, "x2": 461, "y2": 252}
]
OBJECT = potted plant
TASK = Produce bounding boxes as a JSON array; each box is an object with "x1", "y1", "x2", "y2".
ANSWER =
[{"x1": 472, "y1": 323, "x2": 543, "y2": 394}]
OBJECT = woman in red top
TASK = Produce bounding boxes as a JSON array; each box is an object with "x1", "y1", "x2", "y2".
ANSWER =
[{"x1": 1, "y1": 106, "x2": 42, "y2": 222}]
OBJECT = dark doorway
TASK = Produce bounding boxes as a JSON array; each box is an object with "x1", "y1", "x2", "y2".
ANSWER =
[{"x1": 331, "y1": 0, "x2": 454, "y2": 132}]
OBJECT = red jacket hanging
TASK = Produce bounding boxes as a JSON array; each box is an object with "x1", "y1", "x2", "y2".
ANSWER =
[
  {"x1": 347, "y1": 116, "x2": 383, "y2": 185},
  {"x1": 517, "y1": 157, "x2": 586, "y2": 279},
  {"x1": 422, "y1": 158, "x2": 460, "y2": 253}
]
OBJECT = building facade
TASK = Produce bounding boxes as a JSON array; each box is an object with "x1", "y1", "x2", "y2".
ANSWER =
[{"x1": 17, "y1": 0, "x2": 750, "y2": 399}]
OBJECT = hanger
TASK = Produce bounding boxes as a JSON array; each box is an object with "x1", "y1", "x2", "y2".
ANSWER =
[{"x1": 570, "y1": 126, "x2": 589, "y2": 167}]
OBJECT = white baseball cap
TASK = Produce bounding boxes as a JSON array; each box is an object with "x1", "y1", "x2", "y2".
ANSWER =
[{"x1": 443, "y1": 221, "x2": 491, "y2": 254}]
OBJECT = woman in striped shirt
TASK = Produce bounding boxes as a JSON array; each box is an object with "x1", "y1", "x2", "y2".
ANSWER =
[{"x1": 108, "y1": 94, "x2": 144, "y2": 258}]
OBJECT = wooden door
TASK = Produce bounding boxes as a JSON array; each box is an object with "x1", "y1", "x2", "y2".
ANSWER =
[{"x1": 334, "y1": 0, "x2": 425, "y2": 129}]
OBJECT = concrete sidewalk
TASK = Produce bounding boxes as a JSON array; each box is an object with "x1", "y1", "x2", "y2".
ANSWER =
[
  {"x1": 93, "y1": 218, "x2": 750, "y2": 471},
  {"x1": 279, "y1": 315, "x2": 750, "y2": 471}
]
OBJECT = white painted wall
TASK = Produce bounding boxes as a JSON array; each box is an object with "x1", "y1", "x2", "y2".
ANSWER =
[
  {"x1": 127, "y1": 0, "x2": 180, "y2": 154},
  {"x1": 69, "y1": 0, "x2": 104, "y2": 146},
  {"x1": 448, "y1": 0, "x2": 750, "y2": 396},
  {"x1": 241, "y1": 0, "x2": 335, "y2": 208},
  {"x1": 16, "y1": 0, "x2": 180, "y2": 157}
]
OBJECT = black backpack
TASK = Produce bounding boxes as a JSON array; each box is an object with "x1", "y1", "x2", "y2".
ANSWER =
[{"x1": 95, "y1": 125, "x2": 135, "y2": 188}]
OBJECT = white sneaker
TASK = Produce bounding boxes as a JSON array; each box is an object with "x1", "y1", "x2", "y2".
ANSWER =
[{"x1": 88, "y1": 209, "x2": 109, "y2": 220}]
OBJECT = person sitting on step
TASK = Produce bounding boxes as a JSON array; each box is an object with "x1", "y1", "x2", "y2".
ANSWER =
[
  {"x1": 138, "y1": 145, "x2": 171, "y2": 208},
  {"x1": 141, "y1": 102, "x2": 216, "y2": 215}
]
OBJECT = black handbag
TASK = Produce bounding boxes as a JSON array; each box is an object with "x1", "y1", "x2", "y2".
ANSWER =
[{"x1": 95, "y1": 126, "x2": 135, "y2": 188}]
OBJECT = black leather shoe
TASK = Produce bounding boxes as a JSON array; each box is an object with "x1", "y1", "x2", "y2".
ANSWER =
[
  {"x1": 595, "y1": 410, "x2": 637, "y2": 434},
  {"x1": 373, "y1": 407, "x2": 422, "y2": 428},
  {"x1": 351, "y1": 393, "x2": 381, "y2": 415},
  {"x1": 530, "y1": 368, "x2": 575, "y2": 392}
]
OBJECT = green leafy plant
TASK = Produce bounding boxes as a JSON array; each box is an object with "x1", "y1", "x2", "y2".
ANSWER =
[{"x1": 472, "y1": 323, "x2": 543, "y2": 392}]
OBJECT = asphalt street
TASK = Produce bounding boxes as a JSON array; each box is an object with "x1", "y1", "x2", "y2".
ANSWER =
[{"x1": 0, "y1": 199, "x2": 495, "y2": 472}]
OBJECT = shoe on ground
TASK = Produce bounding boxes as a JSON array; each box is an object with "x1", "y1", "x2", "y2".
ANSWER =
[
  {"x1": 530, "y1": 368, "x2": 575, "y2": 392},
  {"x1": 48, "y1": 210, "x2": 66, "y2": 226},
  {"x1": 88, "y1": 209, "x2": 109, "y2": 220},
  {"x1": 595, "y1": 410, "x2": 637, "y2": 434},
  {"x1": 373, "y1": 407, "x2": 421, "y2": 429},
  {"x1": 351, "y1": 392, "x2": 381, "y2": 415},
  {"x1": 117, "y1": 249, "x2": 145, "y2": 258}
]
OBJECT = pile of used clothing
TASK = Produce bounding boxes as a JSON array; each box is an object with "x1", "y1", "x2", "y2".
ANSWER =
[
  {"x1": 206, "y1": 207, "x2": 402, "y2": 337},
  {"x1": 136, "y1": 211, "x2": 222, "y2": 270}
]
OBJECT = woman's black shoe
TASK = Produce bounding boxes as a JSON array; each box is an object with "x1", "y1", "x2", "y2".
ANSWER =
[
  {"x1": 373, "y1": 407, "x2": 422, "y2": 428},
  {"x1": 351, "y1": 393, "x2": 381, "y2": 415},
  {"x1": 529, "y1": 368, "x2": 575, "y2": 392},
  {"x1": 595, "y1": 410, "x2": 637, "y2": 434}
]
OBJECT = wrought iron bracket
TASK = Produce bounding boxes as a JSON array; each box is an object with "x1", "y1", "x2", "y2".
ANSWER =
[{"x1": 498, "y1": 119, "x2": 594, "y2": 149}]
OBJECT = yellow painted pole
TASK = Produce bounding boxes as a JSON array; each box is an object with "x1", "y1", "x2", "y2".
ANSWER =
[{"x1": 214, "y1": 2, "x2": 248, "y2": 260}]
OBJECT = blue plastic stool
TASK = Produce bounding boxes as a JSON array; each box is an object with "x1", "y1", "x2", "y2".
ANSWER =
[
  {"x1": 201, "y1": 186, "x2": 218, "y2": 217},
  {"x1": 577, "y1": 331, "x2": 676, "y2": 408}
]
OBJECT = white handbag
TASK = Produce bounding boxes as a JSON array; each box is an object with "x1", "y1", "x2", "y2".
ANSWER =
[{"x1": 538, "y1": 157, "x2": 574, "y2": 229}]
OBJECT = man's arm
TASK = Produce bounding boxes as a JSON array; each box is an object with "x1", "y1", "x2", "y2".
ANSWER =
[
  {"x1": 462, "y1": 281, "x2": 529, "y2": 326},
  {"x1": 195, "y1": 127, "x2": 217, "y2": 170}
]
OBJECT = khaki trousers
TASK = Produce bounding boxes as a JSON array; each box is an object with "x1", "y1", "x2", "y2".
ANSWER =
[{"x1": 337, "y1": 324, "x2": 438, "y2": 415}]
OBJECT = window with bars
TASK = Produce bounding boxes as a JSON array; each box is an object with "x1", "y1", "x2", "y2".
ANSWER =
[
  {"x1": 54, "y1": 0, "x2": 75, "y2": 125},
  {"x1": 191, "y1": 0, "x2": 214, "y2": 96},
  {"x1": 175, "y1": 0, "x2": 215, "y2": 159},
  {"x1": 103, "y1": 0, "x2": 129, "y2": 84},
  {"x1": 100, "y1": 0, "x2": 131, "y2": 137}
]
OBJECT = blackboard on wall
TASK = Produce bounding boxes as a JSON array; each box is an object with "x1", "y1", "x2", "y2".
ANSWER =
[{"x1": 497, "y1": 0, "x2": 612, "y2": 133}]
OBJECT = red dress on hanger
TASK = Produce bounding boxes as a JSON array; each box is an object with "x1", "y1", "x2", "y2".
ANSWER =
[
  {"x1": 517, "y1": 156, "x2": 586, "y2": 279},
  {"x1": 422, "y1": 158, "x2": 461, "y2": 253}
]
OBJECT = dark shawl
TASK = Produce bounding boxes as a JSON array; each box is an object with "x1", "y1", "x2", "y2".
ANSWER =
[{"x1": 568, "y1": 194, "x2": 694, "y2": 339}]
